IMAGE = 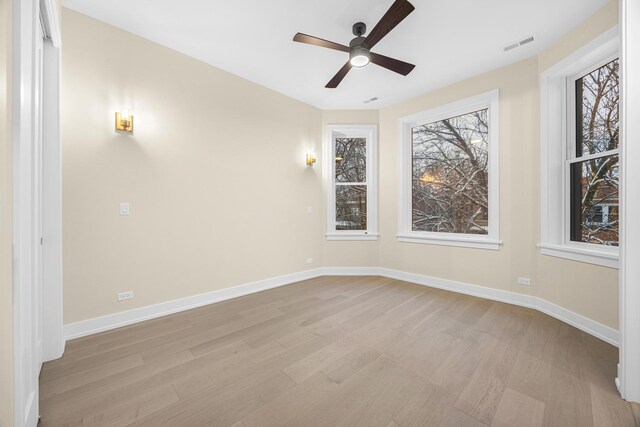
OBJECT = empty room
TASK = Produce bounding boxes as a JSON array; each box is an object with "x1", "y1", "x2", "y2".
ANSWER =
[{"x1": 2, "y1": 0, "x2": 640, "y2": 426}]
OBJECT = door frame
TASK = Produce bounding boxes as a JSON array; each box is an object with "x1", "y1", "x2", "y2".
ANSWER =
[
  {"x1": 40, "y1": 0, "x2": 63, "y2": 363},
  {"x1": 12, "y1": 0, "x2": 62, "y2": 425},
  {"x1": 619, "y1": 0, "x2": 640, "y2": 403}
]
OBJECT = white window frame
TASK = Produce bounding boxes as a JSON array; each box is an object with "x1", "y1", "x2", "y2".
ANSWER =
[
  {"x1": 397, "y1": 90, "x2": 501, "y2": 250},
  {"x1": 539, "y1": 27, "x2": 619, "y2": 268},
  {"x1": 326, "y1": 124, "x2": 378, "y2": 241}
]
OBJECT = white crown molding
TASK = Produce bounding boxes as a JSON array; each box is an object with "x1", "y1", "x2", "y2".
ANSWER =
[{"x1": 64, "y1": 267, "x2": 619, "y2": 348}]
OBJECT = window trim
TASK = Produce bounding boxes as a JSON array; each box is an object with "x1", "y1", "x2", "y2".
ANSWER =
[
  {"x1": 566, "y1": 54, "x2": 620, "y2": 247},
  {"x1": 539, "y1": 26, "x2": 619, "y2": 268},
  {"x1": 326, "y1": 124, "x2": 378, "y2": 241},
  {"x1": 397, "y1": 90, "x2": 501, "y2": 250}
]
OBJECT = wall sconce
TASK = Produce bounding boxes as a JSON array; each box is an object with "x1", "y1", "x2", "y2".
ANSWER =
[
  {"x1": 115, "y1": 111, "x2": 134, "y2": 133},
  {"x1": 305, "y1": 153, "x2": 316, "y2": 167}
]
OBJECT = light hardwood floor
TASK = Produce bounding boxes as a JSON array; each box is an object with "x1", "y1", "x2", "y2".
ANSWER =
[{"x1": 40, "y1": 276, "x2": 640, "y2": 426}]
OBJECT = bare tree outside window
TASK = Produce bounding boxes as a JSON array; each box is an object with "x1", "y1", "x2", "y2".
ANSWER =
[
  {"x1": 411, "y1": 109, "x2": 489, "y2": 234},
  {"x1": 335, "y1": 138, "x2": 367, "y2": 230},
  {"x1": 570, "y1": 58, "x2": 619, "y2": 246}
]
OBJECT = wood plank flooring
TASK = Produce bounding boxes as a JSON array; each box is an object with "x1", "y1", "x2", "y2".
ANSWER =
[{"x1": 39, "y1": 276, "x2": 639, "y2": 426}]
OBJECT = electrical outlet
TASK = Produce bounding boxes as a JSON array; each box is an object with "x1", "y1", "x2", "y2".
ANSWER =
[
  {"x1": 306, "y1": 258, "x2": 314, "y2": 264},
  {"x1": 517, "y1": 277, "x2": 531, "y2": 286},
  {"x1": 119, "y1": 202, "x2": 130, "y2": 216},
  {"x1": 117, "y1": 291, "x2": 134, "y2": 301}
]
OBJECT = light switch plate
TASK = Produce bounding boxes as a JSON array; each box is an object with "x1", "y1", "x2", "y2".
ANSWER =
[{"x1": 119, "y1": 202, "x2": 130, "y2": 216}]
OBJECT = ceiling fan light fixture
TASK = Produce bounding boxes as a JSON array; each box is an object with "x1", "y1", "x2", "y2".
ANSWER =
[{"x1": 349, "y1": 46, "x2": 370, "y2": 67}]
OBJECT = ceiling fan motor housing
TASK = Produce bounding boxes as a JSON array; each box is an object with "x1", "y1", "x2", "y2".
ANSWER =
[
  {"x1": 349, "y1": 22, "x2": 369, "y2": 66},
  {"x1": 349, "y1": 36, "x2": 366, "y2": 48},
  {"x1": 349, "y1": 36, "x2": 370, "y2": 67}
]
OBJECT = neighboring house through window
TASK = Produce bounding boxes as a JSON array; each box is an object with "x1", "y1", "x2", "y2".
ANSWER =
[{"x1": 569, "y1": 58, "x2": 619, "y2": 246}]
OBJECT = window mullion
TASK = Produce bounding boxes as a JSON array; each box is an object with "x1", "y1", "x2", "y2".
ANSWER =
[{"x1": 568, "y1": 149, "x2": 620, "y2": 165}]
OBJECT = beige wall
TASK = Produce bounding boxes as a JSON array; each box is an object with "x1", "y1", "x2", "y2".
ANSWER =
[
  {"x1": 0, "y1": 0, "x2": 13, "y2": 423},
  {"x1": 62, "y1": 9, "x2": 323, "y2": 323},
  {"x1": 536, "y1": 1, "x2": 619, "y2": 328},
  {"x1": 538, "y1": 1, "x2": 619, "y2": 73},
  {"x1": 378, "y1": 58, "x2": 539, "y2": 297},
  {"x1": 62, "y1": 1, "x2": 619, "y2": 332},
  {"x1": 376, "y1": 1, "x2": 619, "y2": 329},
  {"x1": 321, "y1": 110, "x2": 380, "y2": 267}
]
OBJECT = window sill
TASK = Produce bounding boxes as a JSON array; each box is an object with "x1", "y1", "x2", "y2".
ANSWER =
[
  {"x1": 326, "y1": 233, "x2": 379, "y2": 241},
  {"x1": 397, "y1": 233, "x2": 502, "y2": 250},
  {"x1": 537, "y1": 242, "x2": 619, "y2": 269}
]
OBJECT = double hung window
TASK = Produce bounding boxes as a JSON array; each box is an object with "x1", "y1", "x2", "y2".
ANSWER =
[{"x1": 326, "y1": 125, "x2": 378, "y2": 240}]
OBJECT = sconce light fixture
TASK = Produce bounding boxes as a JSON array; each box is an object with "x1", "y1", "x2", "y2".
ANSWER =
[
  {"x1": 115, "y1": 111, "x2": 134, "y2": 133},
  {"x1": 306, "y1": 153, "x2": 316, "y2": 166}
]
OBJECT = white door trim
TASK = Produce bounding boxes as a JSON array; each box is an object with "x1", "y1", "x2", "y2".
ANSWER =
[
  {"x1": 39, "y1": 0, "x2": 61, "y2": 48},
  {"x1": 12, "y1": 0, "x2": 42, "y2": 424},
  {"x1": 12, "y1": 0, "x2": 62, "y2": 425},
  {"x1": 40, "y1": 0, "x2": 64, "y2": 362},
  {"x1": 619, "y1": 0, "x2": 640, "y2": 403}
]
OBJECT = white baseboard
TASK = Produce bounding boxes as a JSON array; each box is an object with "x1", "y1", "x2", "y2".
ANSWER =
[
  {"x1": 64, "y1": 266, "x2": 619, "y2": 348},
  {"x1": 377, "y1": 268, "x2": 536, "y2": 308},
  {"x1": 322, "y1": 266, "x2": 380, "y2": 276},
  {"x1": 534, "y1": 298, "x2": 619, "y2": 347},
  {"x1": 64, "y1": 268, "x2": 324, "y2": 340},
  {"x1": 325, "y1": 266, "x2": 620, "y2": 347}
]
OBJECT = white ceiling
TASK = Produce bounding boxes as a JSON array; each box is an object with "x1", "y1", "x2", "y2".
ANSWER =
[{"x1": 61, "y1": 0, "x2": 609, "y2": 109}]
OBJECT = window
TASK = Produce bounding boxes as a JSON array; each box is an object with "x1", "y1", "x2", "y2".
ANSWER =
[
  {"x1": 398, "y1": 90, "x2": 500, "y2": 250},
  {"x1": 326, "y1": 125, "x2": 377, "y2": 240},
  {"x1": 569, "y1": 58, "x2": 619, "y2": 246},
  {"x1": 539, "y1": 28, "x2": 619, "y2": 268}
]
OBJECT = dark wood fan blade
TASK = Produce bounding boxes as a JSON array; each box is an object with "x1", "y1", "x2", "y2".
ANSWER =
[
  {"x1": 293, "y1": 33, "x2": 350, "y2": 53},
  {"x1": 325, "y1": 62, "x2": 353, "y2": 88},
  {"x1": 369, "y1": 52, "x2": 415, "y2": 75},
  {"x1": 363, "y1": 0, "x2": 415, "y2": 49}
]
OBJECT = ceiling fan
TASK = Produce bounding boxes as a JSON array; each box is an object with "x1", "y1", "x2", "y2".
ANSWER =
[{"x1": 293, "y1": 0, "x2": 416, "y2": 88}]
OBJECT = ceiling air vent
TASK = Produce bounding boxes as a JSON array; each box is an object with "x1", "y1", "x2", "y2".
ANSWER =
[
  {"x1": 503, "y1": 42, "x2": 519, "y2": 52},
  {"x1": 519, "y1": 36, "x2": 535, "y2": 46},
  {"x1": 503, "y1": 35, "x2": 536, "y2": 53},
  {"x1": 363, "y1": 97, "x2": 379, "y2": 104}
]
